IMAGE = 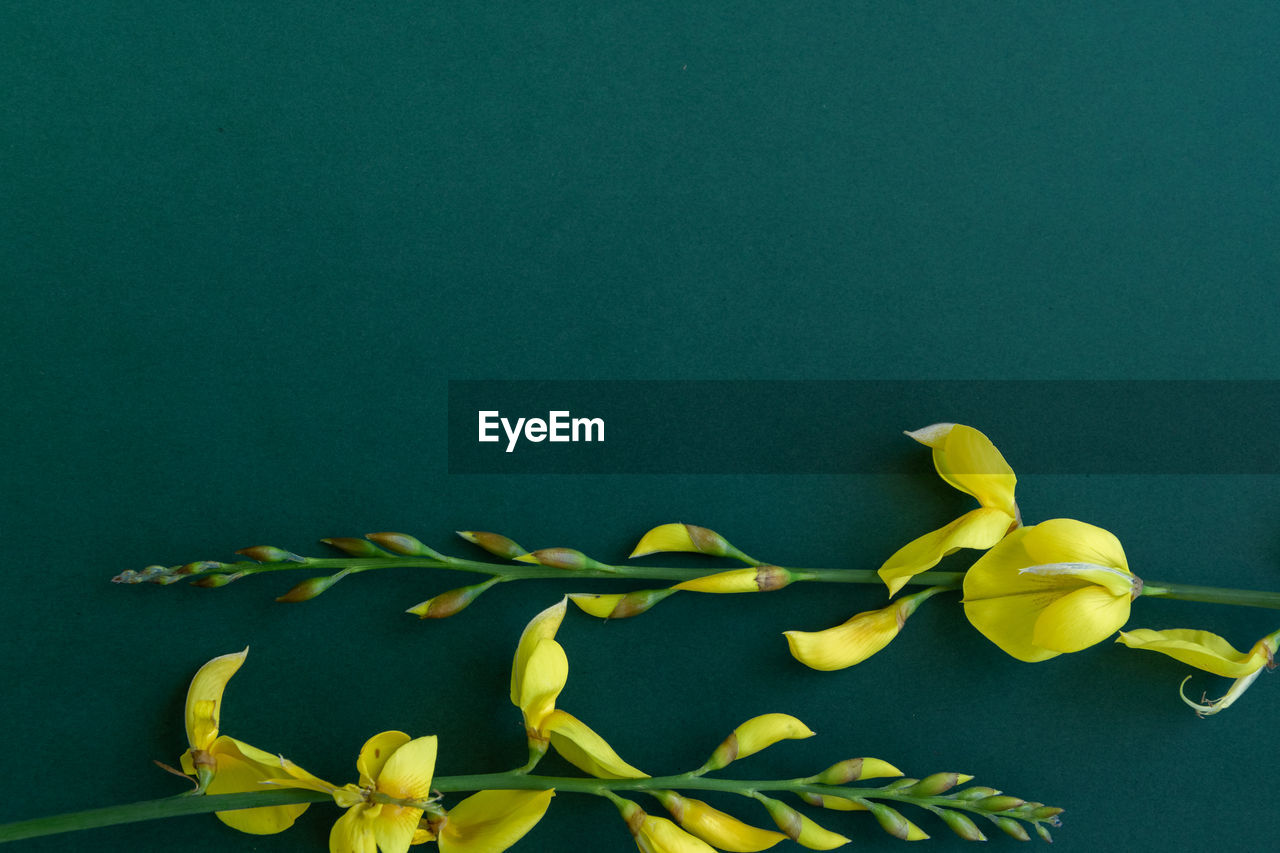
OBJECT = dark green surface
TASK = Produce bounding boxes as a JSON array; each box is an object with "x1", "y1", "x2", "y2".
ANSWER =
[{"x1": 3, "y1": 3, "x2": 1279, "y2": 852}]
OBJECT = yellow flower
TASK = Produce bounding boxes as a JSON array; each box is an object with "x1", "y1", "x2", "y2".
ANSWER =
[
  {"x1": 1117, "y1": 628, "x2": 1278, "y2": 715},
  {"x1": 784, "y1": 587, "x2": 945, "y2": 671},
  {"x1": 179, "y1": 648, "x2": 320, "y2": 834},
  {"x1": 436, "y1": 789, "x2": 556, "y2": 853},
  {"x1": 318, "y1": 731, "x2": 440, "y2": 853},
  {"x1": 878, "y1": 424, "x2": 1019, "y2": 597},
  {"x1": 962, "y1": 519, "x2": 1141, "y2": 662},
  {"x1": 511, "y1": 599, "x2": 647, "y2": 778},
  {"x1": 700, "y1": 714, "x2": 814, "y2": 773}
]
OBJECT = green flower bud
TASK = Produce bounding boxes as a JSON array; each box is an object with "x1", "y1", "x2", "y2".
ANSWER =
[
  {"x1": 455, "y1": 530, "x2": 527, "y2": 560},
  {"x1": 936, "y1": 809, "x2": 987, "y2": 841},
  {"x1": 235, "y1": 545, "x2": 305, "y2": 563},
  {"x1": 366, "y1": 532, "x2": 448, "y2": 560},
  {"x1": 322, "y1": 537, "x2": 389, "y2": 557}
]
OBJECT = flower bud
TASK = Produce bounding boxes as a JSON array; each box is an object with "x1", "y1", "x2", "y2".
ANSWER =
[
  {"x1": 703, "y1": 714, "x2": 814, "y2": 771},
  {"x1": 515, "y1": 548, "x2": 608, "y2": 570},
  {"x1": 569, "y1": 589, "x2": 674, "y2": 619},
  {"x1": 799, "y1": 793, "x2": 865, "y2": 812},
  {"x1": 954, "y1": 786, "x2": 1000, "y2": 800},
  {"x1": 990, "y1": 816, "x2": 1030, "y2": 841},
  {"x1": 813, "y1": 757, "x2": 903, "y2": 784},
  {"x1": 1032, "y1": 805, "x2": 1065, "y2": 821},
  {"x1": 976, "y1": 796, "x2": 1026, "y2": 812},
  {"x1": 235, "y1": 546, "x2": 305, "y2": 563},
  {"x1": 653, "y1": 791, "x2": 787, "y2": 852},
  {"x1": 455, "y1": 530, "x2": 527, "y2": 560},
  {"x1": 900, "y1": 772, "x2": 972, "y2": 796},
  {"x1": 321, "y1": 537, "x2": 389, "y2": 557},
  {"x1": 674, "y1": 566, "x2": 793, "y2": 594},
  {"x1": 190, "y1": 571, "x2": 244, "y2": 588},
  {"x1": 275, "y1": 570, "x2": 350, "y2": 602},
  {"x1": 630, "y1": 523, "x2": 755, "y2": 563},
  {"x1": 406, "y1": 578, "x2": 498, "y2": 619},
  {"x1": 935, "y1": 809, "x2": 986, "y2": 841},
  {"x1": 1034, "y1": 823, "x2": 1054, "y2": 842},
  {"x1": 785, "y1": 586, "x2": 939, "y2": 671},
  {"x1": 758, "y1": 796, "x2": 850, "y2": 850},
  {"x1": 366, "y1": 532, "x2": 448, "y2": 560},
  {"x1": 864, "y1": 802, "x2": 929, "y2": 841}
]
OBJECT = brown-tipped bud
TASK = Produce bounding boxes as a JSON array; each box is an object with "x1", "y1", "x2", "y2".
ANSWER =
[
  {"x1": 759, "y1": 795, "x2": 850, "y2": 849},
  {"x1": 515, "y1": 548, "x2": 605, "y2": 570},
  {"x1": 813, "y1": 756, "x2": 904, "y2": 784},
  {"x1": 611, "y1": 797, "x2": 646, "y2": 835},
  {"x1": 275, "y1": 571, "x2": 347, "y2": 602},
  {"x1": 991, "y1": 816, "x2": 1031, "y2": 841},
  {"x1": 190, "y1": 571, "x2": 244, "y2": 588},
  {"x1": 366, "y1": 532, "x2": 447, "y2": 560},
  {"x1": 955, "y1": 786, "x2": 1001, "y2": 801},
  {"x1": 976, "y1": 796, "x2": 1026, "y2": 813},
  {"x1": 322, "y1": 537, "x2": 389, "y2": 558},
  {"x1": 569, "y1": 588, "x2": 675, "y2": 620},
  {"x1": 902, "y1": 772, "x2": 968, "y2": 796},
  {"x1": 456, "y1": 530, "x2": 527, "y2": 560},
  {"x1": 865, "y1": 802, "x2": 929, "y2": 841},
  {"x1": 236, "y1": 546, "x2": 305, "y2": 564},
  {"x1": 630, "y1": 522, "x2": 755, "y2": 562},
  {"x1": 406, "y1": 579, "x2": 497, "y2": 619},
  {"x1": 1031, "y1": 805, "x2": 1065, "y2": 821},
  {"x1": 936, "y1": 809, "x2": 987, "y2": 842}
]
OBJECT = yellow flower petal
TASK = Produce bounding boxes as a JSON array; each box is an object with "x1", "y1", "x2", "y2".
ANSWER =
[
  {"x1": 1031, "y1": 584, "x2": 1132, "y2": 653},
  {"x1": 438, "y1": 789, "x2": 555, "y2": 853},
  {"x1": 372, "y1": 803, "x2": 425, "y2": 853},
  {"x1": 331, "y1": 804, "x2": 379, "y2": 853},
  {"x1": 673, "y1": 568, "x2": 760, "y2": 594},
  {"x1": 205, "y1": 736, "x2": 309, "y2": 834},
  {"x1": 518, "y1": 639, "x2": 569, "y2": 735},
  {"x1": 543, "y1": 710, "x2": 648, "y2": 779},
  {"x1": 635, "y1": 815, "x2": 720, "y2": 853},
  {"x1": 510, "y1": 599, "x2": 567, "y2": 707},
  {"x1": 569, "y1": 592, "x2": 626, "y2": 619},
  {"x1": 1117, "y1": 629, "x2": 1270, "y2": 678},
  {"x1": 660, "y1": 793, "x2": 787, "y2": 852},
  {"x1": 908, "y1": 423, "x2": 1016, "y2": 514},
  {"x1": 724, "y1": 714, "x2": 815, "y2": 761},
  {"x1": 357, "y1": 731, "x2": 412, "y2": 788},
  {"x1": 1022, "y1": 518, "x2": 1129, "y2": 571},
  {"x1": 878, "y1": 507, "x2": 1014, "y2": 597},
  {"x1": 378, "y1": 736, "x2": 438, "y2": 801},
  {"x1": 184, "y1": 647, "x2": 248, "y2": 751},
  {"x1": 784, "y1": 600, "x2": 910, "y2": 671}
]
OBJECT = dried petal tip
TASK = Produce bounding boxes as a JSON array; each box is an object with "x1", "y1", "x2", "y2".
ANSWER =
[
  {"x1": 366, "y1": 532, "x2": 447, "y2": 559},
  {"x1": 236, "y1": 546, "x2": 305, "y2": 564},
  {"x1": 456, "y1": 530, "x2": 527, "y2": 560}
]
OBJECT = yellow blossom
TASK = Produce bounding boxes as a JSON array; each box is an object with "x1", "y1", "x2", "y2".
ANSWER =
[
  {"x1": 962, "y1": 519, "x2": 1141, "y2": 662},
  {"x1": 511, "y1": 599, "x2": 647, "y2": 779},
  {"x1": 878, "y1": 424, "x2": 1019, "y2": 597},
  {"x1": 784, "y1": 587, "x2": 943, "y2": 671},
  {"x1": 701, "y1": 714, "x2": 814, "y2": 772},
  {"x1": 179, "y1": 648, "x2": 320, "y2": 834},
  {"x1": 436, "y1": 789, "x2": 556, "y2": 853},
  {"x1": 1118, "y1": 628, "x2": 1278, "y2": 715}
]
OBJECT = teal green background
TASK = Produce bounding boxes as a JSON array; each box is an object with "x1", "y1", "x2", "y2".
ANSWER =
[{"x1": 3, "y1": 3, "x2": 1278, "y2": 852}]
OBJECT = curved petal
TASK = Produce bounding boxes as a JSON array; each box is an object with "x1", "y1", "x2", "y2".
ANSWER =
[
  {"x1": 438, "y1": 789, "x2": 555, "y2": 853},
  {"x1": 569, "y1": 592, "x2": 626, "y2": 619},
  {"x1": 331, "y1": 804, "x2": 380, "y2": 853},
  {"x1": 932, "y1": 424, "x2": 1017, "y2": 514},
  {"x1": 518, "y1": 639, "x2": 569, "y2": 734},
  {"x1": 206, "y1": 738, "x2": 309, "y2": 834},
  {"x1": 785, "y1": 602, "x2": 907, "y2": 671},
  {"x1": 636, "y1": 815, "x2": 720, "y2": 853},
  {"x1": 630, "y1": 523, "x2": 698, "y2": 558},
  {"x1": 879, "y1": 508, "x2": 1014, "y2": 597},
  {"x1": 378, "y1": 735, "x2": 438, "y2": 801},
  {"x1": 962, "y1": 591, "x2": 1063, "y2": 662},
  {"x1": 358, "y1": 731, "x2": 412, "y2": 788},
  {"x1": 1031, "y1": 585, "x2": 1131, "y2": 653},
  {"x1": 510, "y1": 599, "x2": 567, "y2": 706},
  {"x1": 1018, "y1": 562, "x2": 1135, "y2": 597},
  {"x1": 1118, "y1": 629, "x2": 1268, "y2": 678},
  {"x1": 726, "y1": 714, "x2": 815, "y2": 760},
  {"x1": 185, "y1": 647, "x2": 248, "y2": 751},
  {"x1": 1022, "y1": 519, "x2": 1128, "y2": 572},
  {"x1": 543, "y1": 710, "x2": 647, "y2": 779},
  {"x1": 372, "y1": 804, "x2": 425, "y2": 853}
]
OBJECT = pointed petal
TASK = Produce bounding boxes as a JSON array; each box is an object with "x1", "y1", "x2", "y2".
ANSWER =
[
  {"x1": 636, "y1": 815, "x2": 720, "y2": 853},
  {"x1": 879, "y1": 508, "x2": 1014, "y2": 596},
  {"x1": 932, "y1": 424, "x2": 1016, "y2": 514},
  {"x1": 904, "y1": 422, "x2": 956, "y2": 448},
  {"x1": 569, "y1": 592, "x2": 627, "y2": 619},
  {"x1": 784, "y1": 604, "x2": 904, "y2": 671},
  {"x1": 630, "y1": 523, "x2": 698, "y2": 558},
  {"x1": 510, "y1": 599, "x2": 567, "y2": 706},
  {"x1": 726, "y1": 714, "x2": 815, "y2": 760},
  {"x1": 438, "y1": 789, "x2": 555, "y2": 853},
  {"x1": 1032, "y1": 585, "x2": 1132, "y2": 653},
  {"x1": 184, "y1": 647, "x2": 248, "y2": 751},
  {"x1": 378, "y1": 736, "x2": 438, "y2": 801},
  {"x1": 1118, "y1": 629, "x2": 1269, "y2": 678},
  {"x1": 357, "y1": 731, "x2": 412, "y2": 788},
  {"x1": 331, "y1": 805, "x2": 380, "y2": 853},
  {"x1": 372, "y1": 804, "x2": 425, "y2": 853},
  {"x1": 518, "y1": 639, "x2": 569, "y2": 734},
  {"x1": 673, "y1": 568, "x2": 762, "y2": 593},
  {"x1": 543, "y1": 710, "x2": 647, "y2": 779},
  {"x1": 666, "y1": 795, "x2": 787, "y2": 852}
]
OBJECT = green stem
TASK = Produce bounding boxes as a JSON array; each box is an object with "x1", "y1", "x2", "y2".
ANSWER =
[
  {"x1": 0, "y1": 771, "x2": 1057, "y2": 844},
  {"x1": 1140, "y1": 580, "x2": 1280, "y2": 611}
]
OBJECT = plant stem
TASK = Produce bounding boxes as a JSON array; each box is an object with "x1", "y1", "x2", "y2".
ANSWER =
[{"x1": 1139, "y1": 581, "x2": 1280, "y2": 610}]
